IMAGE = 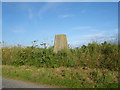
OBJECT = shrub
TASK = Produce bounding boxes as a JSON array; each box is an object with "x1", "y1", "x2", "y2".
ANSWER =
[{"x1": 2, "y1": 41, "x2": 119, "y2": 71}]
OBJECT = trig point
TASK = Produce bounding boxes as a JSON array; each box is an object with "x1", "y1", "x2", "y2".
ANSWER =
[{"x1": 54, "y1": 34, "x2": 68, "y2": 53}]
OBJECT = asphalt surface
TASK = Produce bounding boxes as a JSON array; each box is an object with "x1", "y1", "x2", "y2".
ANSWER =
[{"x1": 2, "y1": 77, "x2": 49, "y2": 88}]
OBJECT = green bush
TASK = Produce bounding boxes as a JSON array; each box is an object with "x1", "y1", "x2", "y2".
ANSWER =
[{"x1": 2, "y1": 41, "x2": 119, "y2": 71}]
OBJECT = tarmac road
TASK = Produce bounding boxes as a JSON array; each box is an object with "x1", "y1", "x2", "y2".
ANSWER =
[{"x1": 2, "y1": 77, "x2": 49, "y2": 88}]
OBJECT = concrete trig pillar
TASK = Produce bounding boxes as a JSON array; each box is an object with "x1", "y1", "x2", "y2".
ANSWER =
[{"x1": 53, "y1": 34, "x2": 68, "y2": 53}]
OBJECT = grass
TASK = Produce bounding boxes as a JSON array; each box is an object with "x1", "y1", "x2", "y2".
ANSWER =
[
  {"x1": 1, "y1": 41, "x2": 119, "y2": 88},
  {"x1": 2, "y1": 65, "x2": 119, "y2": 88}
]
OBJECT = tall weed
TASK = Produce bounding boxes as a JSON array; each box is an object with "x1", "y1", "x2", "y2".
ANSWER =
[{"x1": 2, "y1": 41, "x2": 118, "y2": 70}]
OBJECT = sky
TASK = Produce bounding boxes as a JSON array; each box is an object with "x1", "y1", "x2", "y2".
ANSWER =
[
  {"x1": 0, "y1": 1, "x2": 2, "y2": 44},
  {"x1": 2, "y1": 2, "x2": 118, "y2": 47}
]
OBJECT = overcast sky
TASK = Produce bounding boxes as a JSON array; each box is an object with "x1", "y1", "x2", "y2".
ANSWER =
[{"x1": 2, "y1": 2, "x2": 118, "y2": 47}]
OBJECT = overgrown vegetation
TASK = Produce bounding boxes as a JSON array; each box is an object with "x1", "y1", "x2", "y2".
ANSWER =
[
  {"x1": 1, "y1": 41, "x2": 119, "y2": 88},
  {"x1": 2, "y1": 65, "x2": 119, "y2": 88},
  {"x1": 2, "y1": 41, "x2": 119, "y2": 71}
]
